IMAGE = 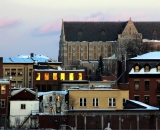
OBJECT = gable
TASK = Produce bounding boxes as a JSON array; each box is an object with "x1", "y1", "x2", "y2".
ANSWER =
[{"x1": 11, "y1": 89, "x2": 36, "y2": 100}]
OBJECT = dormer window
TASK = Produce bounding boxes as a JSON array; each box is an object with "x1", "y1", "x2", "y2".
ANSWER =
[
  {"x1": 101, "y1": 29, "x2": 106, "y2": 41},
  {"x1": 135, "y1": 66, "x2": 139, "y2": 72},
  {"x1": 78, "y1": 30, "x2": 83, "y2": 41},
  {"x1": 157, "y1": 66, "x2": 160, "y2": 72},
  {"x1": 145, "y1": 66, "x2": 150, "y2": 72}
]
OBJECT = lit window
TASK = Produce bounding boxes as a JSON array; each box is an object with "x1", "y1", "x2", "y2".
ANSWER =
[
  {"x1": 60, "y1": 73, "x2": 65, "y2": 80},
  {"x1": 93, "y1": 98, "x2": 98, "y2": 106},
  {"x1": 1, "y1": 85, "x2": 6, "y2": 94},
  {"x1": 80, "y1": 98, "x2": 86, "y2": 106},
  {"x1": 145, "y1": 66, "x2": 149, "y2": 72},
  {"x1": 108, "y1": 98, "x2": 116, "y2": 107},
  {"x1": 44, "y1": 73, "x2": 49, "y2": 80},
  {"x1": 0, "y1": 99, "x2": 5, "y2": 108},
  {"x1": 69, "y1": 73, "x2": 74, "y2": 80},
  {"x1": 78, "y1": 73, "x2": 82, "y2": 80},
  {"x1": 53, "y1": 73, "x2": 57, "y2": 80},
  {"x1": 36, "y1": 73, "x2": 40, "y2": 80},
  {"x1": 21, "y1": 104, "x2": 26, "y2": 109},
  {"x1": 135, "y1": 81, "x2": 139, "y2": 91},
  {"x1": 158, "y1": 66, "x2": 160, "y2": 72},
  {"x1": 135, "y1": 66, "x2": 139, "y2": 72}
]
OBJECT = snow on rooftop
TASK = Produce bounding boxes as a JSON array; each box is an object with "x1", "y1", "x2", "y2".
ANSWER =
[
  {"x1": 129, "y1": 68, "x2": 160, "y2": 74},
  {"x1": 143, "y1": 39, "x2": 160, "y2": 42},
  {"x1": 38, "y1": 90, "x2": 68, "y2": 96},
  {"x1": 129, "y1": 100, "x2": 159, "y2": 110},
  {"x1": 131, "y1": 51, "x2": 160, "y2": 60}
]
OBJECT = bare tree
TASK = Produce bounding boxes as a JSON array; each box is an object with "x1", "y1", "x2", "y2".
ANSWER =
[{"x1": 69, "y1": 95, "x2": 77, "y2": 109}]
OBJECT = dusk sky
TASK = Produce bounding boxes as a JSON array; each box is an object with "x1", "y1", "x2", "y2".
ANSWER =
[{"x1": 0, "y1": 0, "x2": 159, "y2": 61}]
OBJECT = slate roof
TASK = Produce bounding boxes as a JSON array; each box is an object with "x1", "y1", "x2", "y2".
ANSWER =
[{"x1": 64, "y1": 21, "x2": 160, "y2": 41}]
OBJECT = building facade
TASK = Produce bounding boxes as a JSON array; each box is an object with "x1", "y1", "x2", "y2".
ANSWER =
[
  {"x1": 3, "y1": 53, "x2": 61, "y2": 88},
  {"x1": 58, "y1": 18, "x2": 160, "y2": 71},
  {"x1": 129, "y1": 52, "x2": 160, "y2": 107}
]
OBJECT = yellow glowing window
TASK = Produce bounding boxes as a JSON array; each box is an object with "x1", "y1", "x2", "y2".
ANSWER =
[
  {"x1": 60, "y1": 73, "x2": 65, "y2": 80},
  {"x1": 1, "y1": 85, "x2": 6, "y2": 94},
  {"x1": 44, "y1": 73, "x2": 49, "y2": 80},
  {"x1": 53, "y1": 73, "x2": 57, "y2": 80},
  {"x1": 36, "y1": 73, "x2": 40, "y2": 80},
  {"x1": 135, "y1": 66, "x2": 139, "y2": 72},
  {"x1": 158, "y1": 66, "x2": 160, "y2": 72},
  {"x1": 78, "y1": 73, "x2": 82, "y2": 80},
  {"x1": 69, "y1": 73, "x2": 74, "y2": 80}
]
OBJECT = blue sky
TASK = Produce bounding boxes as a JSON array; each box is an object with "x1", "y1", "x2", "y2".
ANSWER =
[{"x1": 0, "y1": 0, "x2": 159, "y2": 61}]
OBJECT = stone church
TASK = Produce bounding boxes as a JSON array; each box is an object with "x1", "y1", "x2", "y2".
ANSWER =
[{"x1": 58, "y1": 18, "x2": 160, "y2": 79}]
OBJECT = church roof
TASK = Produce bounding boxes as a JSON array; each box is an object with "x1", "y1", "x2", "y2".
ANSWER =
[{"x1": 63, "y1": 21, "x2": 160, "y2": 41}]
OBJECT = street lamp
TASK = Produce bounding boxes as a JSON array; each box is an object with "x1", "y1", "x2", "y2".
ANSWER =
[{"x1": 60, "y1": 124, "x2": 76, "y2": 130}]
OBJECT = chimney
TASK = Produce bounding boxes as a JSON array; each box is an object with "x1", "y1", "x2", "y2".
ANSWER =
[
  {"x1": 35, "y1": 88, "x2": 38, "y2": 100},
  {"x1": 30, "y1": 53, "x2": 34, "y2": 57}
]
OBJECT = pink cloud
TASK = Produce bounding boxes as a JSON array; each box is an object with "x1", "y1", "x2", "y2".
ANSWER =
[
  {"x1": 38, "y1": 20, "x2": 61, "y2": 34},
  {"x1": 0, "y1": 18, "x2": 20, "y2": 28}
]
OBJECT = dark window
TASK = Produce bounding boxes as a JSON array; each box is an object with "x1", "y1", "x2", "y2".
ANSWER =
[
  {"x1": 157, "y1": 97, "x2": 160, "y2": 107},
  {"x1": 145, "y1": 81, "x2": 149, "y2": 91},
  {"x1": 135, "y1": 96, "x2": 139, "y2": 101},
  {"x1": 80, "y1": 98, "x2": 86, "y2": 106},
  {"x1": 49, "y1": 96, "x2": 52, "y2": 102},
  {"x1": 21, "y1": 104, "x2": 26, "y2": 109},
  {"x1": 145, "y1": 96, "x2": 149, "y2": 105},
  {"x1": 157, "y1": 81, "x2": 160, "y2": 92},
  {"x1": 93, "y1": 98, "x2": 98, "y2": 106}
]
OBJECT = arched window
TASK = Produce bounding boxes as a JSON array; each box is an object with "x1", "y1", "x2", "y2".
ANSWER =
[
  {"x1": 101, "y1": 46, "x2": 104, "y2": 58},
  {"x1": 76, "y1": 46, "x2": 80, "y2": 59},
  {"x1": 108, "y1": 46, "x2": 111, "y2": 57},
  {"x1": 83, "y1": 46, "x2": 88, "y2": 60},
  {"x1": 93, "y1": 46, "x2": 97, "y2": 59},
  {"x1": 135, "y1": 66, "x2": 139, "y2": 72},
  {"x1": 145, "y1": 65, "x2": 150, "y2": 72},
  {"x1": 68, "y1": 46, "x2": 72, "y2": 60}
]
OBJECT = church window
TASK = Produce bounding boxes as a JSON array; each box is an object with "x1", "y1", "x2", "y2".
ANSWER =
[
  {"x1": 83, "y1": 46, "x2": 88, "y2": 60},
  {"x1": 108, "y1": 46, "x2": 111, "y2": 57},
  {"x1": 76, "y1": 46, "x2": 80, "y2": 60},
  {"x1": 68, "y1": 46, "x2": 72, "y2": 60},
  {"x1": 101, "y1": 46, "x2": 104, "y2": 58},
  {"x1": 93, "y1": 46, "x2": 97, "y2": 59}
]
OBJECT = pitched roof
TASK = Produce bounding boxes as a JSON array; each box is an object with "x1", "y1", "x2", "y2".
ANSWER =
[
  {"x1": 11, "y1": 88, "x2": 36, "y2": 96},
  {"x1": 63, "y1": 21, "x2": 160, "y2": 41}
]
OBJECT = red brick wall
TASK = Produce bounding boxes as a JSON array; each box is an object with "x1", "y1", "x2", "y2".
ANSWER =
[{"x1": 129, "y1": 77, "x2": 160, "y2": 107}]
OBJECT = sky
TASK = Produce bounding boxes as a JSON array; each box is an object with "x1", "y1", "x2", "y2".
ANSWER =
[{"x1": 0, "y1": 0, "x2": 159, "y2": 61}]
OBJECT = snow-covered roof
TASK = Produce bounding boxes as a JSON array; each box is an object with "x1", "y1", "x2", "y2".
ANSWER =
[
  {"x1": 143, "y1": 39, "x2": 160, "y2": 42},
  {"x1": 130, "y1": 51, "x2": 160, "y2": 60},
  {"x1": 3, "y1": 54, "x2": 56, "y2": 63},
  {"x1": 129, "y1": 68, "x2": 160, "y2": 74},
  {"x1": 129, "y1": 100, "x2": 159, "y2": 110},
  {"x1": 38, "y1": 90, "x2": 68, "y2": 96},
  {"x1": 11, "y1": 88, "x2": 36, "y2": 96}
]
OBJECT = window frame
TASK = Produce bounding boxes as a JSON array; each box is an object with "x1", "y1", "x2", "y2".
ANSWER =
[
  {"x1": 1, "y1": 85, "x2": 6, "y2": 94},
  {"x1": 80, "y1": 98, "x2": 86, "y2": 107},
  {"x1": 92, "y1": 98, "x2": 98, "y2": 107},
  {"x1": 0, "y1": 99, "x2": 5, "y2": 108},
  {"x1": 21, "y1": 104, "x2": 26, "y2": 109},
  {"x1": 134, "y1": 80, "x2": 140, "y2": 91},
  {"x1": 108, "y1": 98, "x2": 116, "y2": 107}
]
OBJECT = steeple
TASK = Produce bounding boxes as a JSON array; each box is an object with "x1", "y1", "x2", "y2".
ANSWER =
[{"x1": 60, "y1": 19, "x2": 65, "y2": 42}]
